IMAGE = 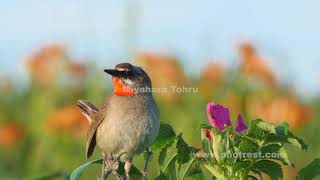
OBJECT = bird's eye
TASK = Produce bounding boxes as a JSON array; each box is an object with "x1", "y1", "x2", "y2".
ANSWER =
[{"x1": 126, "y1": 69, "x2": 133, "y2": 76}]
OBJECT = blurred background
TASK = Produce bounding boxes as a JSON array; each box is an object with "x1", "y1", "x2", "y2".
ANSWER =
[{"x1": 1, "y1": 0, "x2": 320, "y2": 179}]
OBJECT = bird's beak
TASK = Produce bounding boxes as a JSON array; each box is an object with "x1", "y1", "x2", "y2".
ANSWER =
[{"x1": 104, "y1": 69, "x2": 122, "y2": 77}]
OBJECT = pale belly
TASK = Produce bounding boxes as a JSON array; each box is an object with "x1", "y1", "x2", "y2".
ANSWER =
[{"x1": 96, "y1": 95, "x2": 159, "y2": 161}]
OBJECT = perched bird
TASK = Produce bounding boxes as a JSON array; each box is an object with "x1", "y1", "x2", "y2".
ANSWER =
[{"x1": 77, "y1": 63, "x2": 160, "y2": 180}]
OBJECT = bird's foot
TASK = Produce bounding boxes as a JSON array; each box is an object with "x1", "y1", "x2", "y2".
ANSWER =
[
  {"x1": 102, "y1": 154, "x2": 124, "y2": 180},
  {"x1": 105, "y1": 155, "x2": 119, "y2": 171}
]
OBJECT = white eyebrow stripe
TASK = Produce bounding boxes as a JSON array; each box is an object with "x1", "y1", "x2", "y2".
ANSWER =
[{"x1": 116, "y1": 68, "x2": 127, "y2": 71}]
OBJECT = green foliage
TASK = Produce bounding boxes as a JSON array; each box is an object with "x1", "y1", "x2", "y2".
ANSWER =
[
  {"x1": 151, "y1": 123, "x2": 176, "y2": 152},
  {"x1": 69, "y1": 118, "x2": 316, "y2": 180},
  {"x1": 296, "y1": 158, "x2": 320, "y2": 180},
  {"x1": 252, "y1": 160, "x2": 283, "y2": 180},
  {"x1": 70, "y1": 159, "x2": 102, "y2": 180}
]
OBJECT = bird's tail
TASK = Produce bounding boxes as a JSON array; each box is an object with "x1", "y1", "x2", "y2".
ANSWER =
[{"x1": 77, "y1": 100, "x2": 99, "y2": 124}]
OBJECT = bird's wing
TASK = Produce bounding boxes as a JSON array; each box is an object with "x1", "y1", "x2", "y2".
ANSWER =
[
  {"x1": 86, "y1": 97, "x2": 110, "y2": 158},
  {"x1": 77, "y1": 100, "x2": 99, "y2": 117}
]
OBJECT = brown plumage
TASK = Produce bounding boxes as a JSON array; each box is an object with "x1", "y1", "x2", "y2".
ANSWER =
[{"x1": 77, "y1": 63, "x2": 160, "y2": 180}]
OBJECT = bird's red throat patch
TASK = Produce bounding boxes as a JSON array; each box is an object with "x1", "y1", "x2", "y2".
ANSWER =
[{"x1": 112, "y1": 77, "x2": 135, "y2": 96}]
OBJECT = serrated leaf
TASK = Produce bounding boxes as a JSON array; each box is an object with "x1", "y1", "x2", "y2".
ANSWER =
[
  {"x1": 275, "y1": 122, "x2": 289, "y2": 136},
  {"x1": 232, "y1": 160, "x2": 250, "y2": 173},
  {"x1": 278, "y1": 147, "x2": 294, "y2": 166},
  {"x1": 296, "y1": 158, "x2": 320, "y2": 180},
  {"x1": 247, "y1": 119, "x2": 270, "y2": 141},
  {"x1": 265, "y1": 131, "x2": 307, "y2": 151},
  {"x1": 181, "y1": 158, "x2": 205, "y2": 179},
  {"x1": 253, "y1": 160, "x2": 283, "y2": 180},
  {"x1": 70, "y1": 159, "x2": 102, "y2": 180},
  {"x1": 256, "y1": 120, "x2": 276, "y2": 134},
  {"x1": 163, "y1": 154, "x2": 178, "y2": 180},
  {"x1": 261, "y1": 144, "x2": 281, "y2": 154},
  {"x1": 238, "y1": 139, "x2": 258, "y2": 154},
  {"x1": 260, "y1": 144, "x2": 293, "y2": 166},
  {"x1": 176, "y1": 134, "x2": 192, "y2": 164},
  {"x1": 158, "y1": 145, "x2": 169, "y2": 167},
  {"x1": 287, "y1": 131, "x2": 308, "y2": 150},
  {"x1": 151, "y1": 123, "x2": 176, "y2": 152}
]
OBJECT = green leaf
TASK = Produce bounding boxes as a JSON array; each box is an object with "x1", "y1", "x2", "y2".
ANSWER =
[
  {"x1": 247, "y1": 119, "x2": 272, "y2": 142},
  {"x1": 158, "y1": 145, "x2": 169, "y2": 167},
  {"x1": 200, "y1": 124, "x2": 212, "y2": 129},
  {"x1": 266, "y1": 131, "x2": 307, "y2": 151},
  {"x1": 253, "y1": 160, "x2": 283, "y2": 180},
  {"x1": 275, "y1": 122, "x2": 289, "y2": 136},
  {"x1": 260, "y1": 144, "x2": 293, "y2": 166},
  {"x1": 287, "y1": 131, "x2": 308, "y2": 151},
  {"x1": 232, "y1": 160, "x2": 250, "y2": 174},
  {"x1": 260, "y1": 144, "x2": 281, "y2": 154},
  {"x1": 256, "y1": 120, "x2": 276, "y2": 134},
  {"x1": 118, "y1": 162, "x2": 142, "y2": 179},
  {"x1": 238, "y1": 139, "x2": 258, "y2": 153},
  {"x1": 176, "y1": 134, "x2": 192, "y2": 164},
  {"x1": 278, "y1": 147, "x2": 293, "y2": 166},
  {"x1": 162, "y1": 154, "x2": 178, "y2": 180},
  {"x1": 247, "y1": 175, "x2": 259, "y2": 180},
  {"x1": 202, "y1": 163, "x2": 225, "y2": 179},
  {"x1": 155, "y1": 173, "x2": 169, "y2": 180},
  {"x1": 151, "y1": 123, "x2": 176, "y2": 152},
  {"x1": 181, "y1": 158, "x2": 205, "y2": 179},
  {"x1": 251, "y1": 169, "x2": 263, "y2": 179},
  {"x1": 296, "y1": 158, "x2": 320, "y2": 180},
  {"x1": 70, "y1": 159, "x2": 102, "y2": 180}
]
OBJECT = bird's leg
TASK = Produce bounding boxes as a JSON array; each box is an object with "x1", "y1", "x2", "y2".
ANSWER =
[
  {"x1": 124, "y1": 159, "x2": 132, "y2": 180},
  {"x1": 106, "y1": 154, "x2": 125, "y2": 180},
  {"x1": 101, "y1": 153, "x2": 112, "y2": 180},
  {"x1": 142, "y1": 148, "x2": 152, "y2": 180}
]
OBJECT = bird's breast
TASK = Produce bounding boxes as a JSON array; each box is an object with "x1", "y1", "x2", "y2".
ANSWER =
[{"x1": 96, "y1": 95, "x2": 159, "y2": 161}]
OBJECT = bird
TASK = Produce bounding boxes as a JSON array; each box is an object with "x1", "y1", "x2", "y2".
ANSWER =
[{"x1": 77, "y1": 63, "x2": 160, "y2": 180}]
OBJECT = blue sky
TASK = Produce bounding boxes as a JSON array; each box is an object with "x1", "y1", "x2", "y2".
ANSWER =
[{"x1": 1, "y1": 0, "x2": 320, "y2": 95}]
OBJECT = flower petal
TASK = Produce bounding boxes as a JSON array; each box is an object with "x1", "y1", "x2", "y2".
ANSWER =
[
  {"x1": 206, "y1": 102, "x2": 231, "y2": 131},
  {"x1": 235, "y1": 114, "x2": 248, "y2": 132},
  {"x1": 206, "y1": 102, "x2": 216, "y2": 127}
]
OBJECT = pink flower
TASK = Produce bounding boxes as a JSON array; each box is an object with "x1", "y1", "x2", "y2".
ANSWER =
[
  {"x1": 207, "y1": 102, "x2": 232, "y2": 131},
  {"x1": 235, "y1": 114, "x2": 248, "y2": 132}
]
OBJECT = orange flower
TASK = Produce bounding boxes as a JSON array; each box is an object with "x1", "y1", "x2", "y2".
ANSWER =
[
  {"x1": 0, "y1": 123, "x2": 25, "y2": 147},
  {"x1": 247, "y1": 95, "x2": 312, "y2": 129},
  {"x1": 46, "y1": 105, "x2": 88, "y2": 137},
  {"x1": 25, "y1": 44, "x2": 88, "y2": 89},
  {"x1": 136, "y1": 52, "x2": 188, "y2": 102},
  {"x1": 68, "y1": 62, "x2": 87, "y2": 77},
  {"x1": 25, "y1": 44, "x2": 68, "y2": 86},
  {"x1": 199, "y1": 62, "x2": 225, "y2": 97},
  {"x1": 238, "y1": 42, "x2": 276, "y2": 87}
]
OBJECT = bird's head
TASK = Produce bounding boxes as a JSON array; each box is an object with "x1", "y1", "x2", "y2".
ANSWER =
[{"x1": 104, "y1": 63, "x2": 152, "y2": 96}]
